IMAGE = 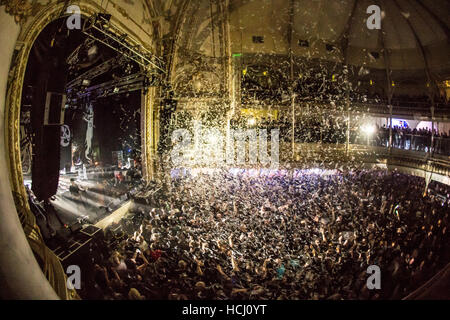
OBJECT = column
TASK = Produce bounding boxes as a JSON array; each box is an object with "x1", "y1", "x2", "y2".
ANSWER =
[
  {"x1": 388, "y1": 104, "x2": 393, "y2": 153},
  {"x1": 141, "y1": 87, "x2": 157, "y2": 181},
  {"x1": 430, "y1": 104, "x2": 435, "y2": 155}
]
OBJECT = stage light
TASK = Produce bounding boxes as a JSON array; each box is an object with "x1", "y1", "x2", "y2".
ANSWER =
[
  {"x1": 247, "y1": 118, "x2": 256, "y2": 126},
  {"x1": 361, "y1": 124, "x2": 376, "y2": 136},
  {"x1": 87, "y1": 45, "x2": 98, "y2": 57}
]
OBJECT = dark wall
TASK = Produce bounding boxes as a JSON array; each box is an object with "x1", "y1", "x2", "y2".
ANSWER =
[
  {"x1": 25, "y1": 20, "x2": 76, "y2": 200},
  {"x1": 94, "y1": 92, "x2": 142, "y2": 165}
]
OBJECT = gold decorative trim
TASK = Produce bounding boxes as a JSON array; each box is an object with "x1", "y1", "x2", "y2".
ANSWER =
[
  {"x1": 4, "y1": 0, "x2": 155, "y2": 300},
  {"x1": 141, "y1": 87, "x2": 157, "y2": 181}
]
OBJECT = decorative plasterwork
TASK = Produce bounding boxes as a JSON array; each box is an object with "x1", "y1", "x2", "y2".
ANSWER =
[
  {"x1": 0, "y1": 0, "x2": 41, "y2": 24},
  {"x1": 4, "y1": 0, "x2": 156, "y2": 299}
]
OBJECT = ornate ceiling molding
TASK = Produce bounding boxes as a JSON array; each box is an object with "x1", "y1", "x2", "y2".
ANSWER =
[{"x1": 0, "y1": 0, "x2": 41, "y2": 24}]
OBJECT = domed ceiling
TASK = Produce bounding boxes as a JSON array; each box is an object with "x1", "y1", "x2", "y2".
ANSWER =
[{"x1": 158, "y1": 0, "x2": 450, "y2": 81}]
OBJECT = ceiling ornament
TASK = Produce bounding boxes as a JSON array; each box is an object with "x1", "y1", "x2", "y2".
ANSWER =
[{"x1": 0, "y1": 0, "x2": 35, "y2": 24}]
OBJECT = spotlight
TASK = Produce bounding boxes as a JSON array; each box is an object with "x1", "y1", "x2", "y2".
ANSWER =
[
  {"x1": 247, "y1": 118, "x2": 256, "y2": 126},
  {"x1": 87, "y1": 45, "x2": 98, "y2": 57},
  {"x1": 361, "y1": 124, "x2": 376, "y2": 136}
]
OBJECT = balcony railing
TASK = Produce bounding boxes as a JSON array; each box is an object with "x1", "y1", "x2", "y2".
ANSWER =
[{"x1": 354, "y1": 132, "x2": 450, "y2": 156}]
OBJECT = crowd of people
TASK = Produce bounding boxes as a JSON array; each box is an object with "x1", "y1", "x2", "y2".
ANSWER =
[
  {"x1": 374, "y1": 126, "x2": 450, "y2": 155},
  {"x1": 270, "y1": 121, "x2": 450, "y2": 156},
  {"x1": 77, "y1": 169, "x2": 449, "y2": 300}
]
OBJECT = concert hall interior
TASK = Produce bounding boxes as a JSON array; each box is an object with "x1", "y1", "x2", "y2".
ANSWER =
[{"x1": 0, "y1": 0, "x2": 449, "y2": 301}]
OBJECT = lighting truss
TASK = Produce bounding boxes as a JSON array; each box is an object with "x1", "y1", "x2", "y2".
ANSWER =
[
  {"x1": 83, "y1": 13, "x2": 166, "y2": 73},
  {"x1": 66, "y1": 55, "x2": 128, "y2": 89},
  {"x1": 67, "y1": 72, "x2": 160, "y2": 103},
  {"x1": 82, "y1": 13, "x2": 166, "y2": 75},
  {"x1": 66, "y1": 38, "x2": 96, "y2": 66}
]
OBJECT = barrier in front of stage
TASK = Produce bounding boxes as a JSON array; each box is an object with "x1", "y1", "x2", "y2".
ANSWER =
[{"x1": 95, "y1": 200, "x2": 133, "y2": 230}]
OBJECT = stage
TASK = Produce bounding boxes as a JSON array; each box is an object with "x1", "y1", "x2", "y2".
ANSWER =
[{"x1": 23, "y1": 165, "x2": 140, "y2": 240}]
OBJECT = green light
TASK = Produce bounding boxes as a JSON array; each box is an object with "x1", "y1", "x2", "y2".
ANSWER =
[{"x1": 232, "y1": 53, "x2": 242, "y2": 57}]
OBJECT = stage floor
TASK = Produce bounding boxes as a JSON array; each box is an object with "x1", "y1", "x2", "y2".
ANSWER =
[{"x1": 24, "y1": 168, "x2": 134, "y2": 240}]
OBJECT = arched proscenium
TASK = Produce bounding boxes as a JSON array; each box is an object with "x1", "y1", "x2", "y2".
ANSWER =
[{"x1": 1, "y1": 1, "x2": 157, "y2": 299}]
